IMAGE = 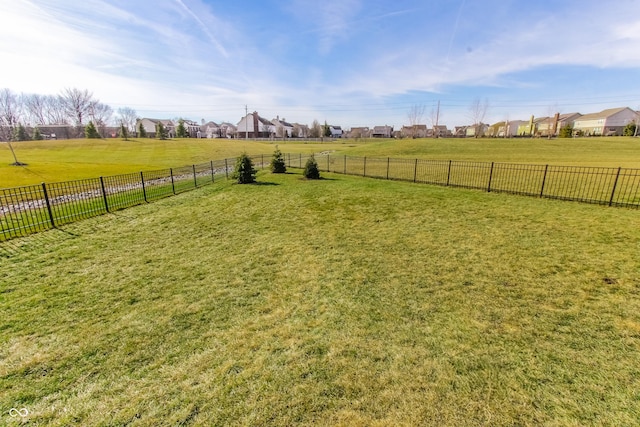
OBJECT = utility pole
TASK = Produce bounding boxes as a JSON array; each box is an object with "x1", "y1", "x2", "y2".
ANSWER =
[
  {"x1": 245, "y1": 105, "x2": 248, "y2": 139},
  {"x1": 435, "y1": 100, "x2": 440, "y2": 138}
]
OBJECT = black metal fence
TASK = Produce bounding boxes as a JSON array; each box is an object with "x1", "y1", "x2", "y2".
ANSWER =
[
  {"x1": 286, "y1": 153, "x2": 640, "y2": 208},
  {"x1": 0, "y1": 155, "x2": 273, "y2": 241},
  {"x1": 2, "y1": 153, "x2": 638, "y2": 242}
]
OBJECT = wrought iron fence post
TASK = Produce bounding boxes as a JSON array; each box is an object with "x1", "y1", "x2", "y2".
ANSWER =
[
  {"x1": 41, "y1": 182, "x2": 55, "y2": 228},
  {"x1": 99, "y1": 176, "x2": 109, "y2": 213},
  {"x1": 414, "y1": 159, "x2": 418, "y2": 183},
  {"x1": 447, "y1": 160, "x2": 452, "y2": 186},
  {"x1": 609, "y1": 167, "x2": 622, "y2": 206},
  {"x1": 299, "y1": 153, "x2": 302, "y2": 168},
  {"x1": 344, "y1": 155, "x2": 347, "y2": 175},
  {"x1": 487, "y1": 162, "x2": 495, "y2": 192},
  {"x1": 327, "y1": 154, "x2": 330, "y2": 172},
  {"x1": 261, "y1": 154, "x2": 264, "y2": 170},
  {"x1": 210, "y1": 160, "x2": 215, "y2": 182},
  {"x1": 386, "y1": 157, "x2": 390, "y2": 180},
  {"x1": 540, "y1": 165, "x2": 549, "y2": 197},
  {"x1": 140, "y1": 172, "x2": 148, "y2": 202},
  {"x1": 170, "y1": 168, "x2": 176, "y2": 194},
  {"x1": 225, "y1": 159, "x2": 229, "y2": 179},
  {"x1": 193, "y1": 164, "x2": 197, "y2": 188},
  {"x1": 363, "y1": 157, "x2": 367, "y2": 177}
]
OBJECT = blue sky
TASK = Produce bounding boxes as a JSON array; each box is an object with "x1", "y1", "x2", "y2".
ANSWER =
[{"x1": 2, "y1": 0, "x2": 640, "y2": 128}]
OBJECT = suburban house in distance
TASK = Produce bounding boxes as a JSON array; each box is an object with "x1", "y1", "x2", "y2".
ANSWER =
[
  {"x1": 219, "y1": 122, "x2": 237, "y2": 138},
  {"x1": 348, "y1": 127, "x2": 371, "y2": 138},
  {"x1": 137, "y1": 118, "x2": 174, "y2": 138},
  {"x1": 572, "y1": 107, "x2": 638, "y2": 136},
  {"x1": 236, "y1": 111, "x2": 275, "y2": 138},
  {"x1": 271, "y1": 116, "x2": 294, "y2": 137},
  {"x1": 401, "y1": 124, "x2": 427, "y2": 138},
  {"x1": 329, "y1": 125, "x2": 343, "y2": 138},
  {"x1": 372, "y1": 125, "x2": 394, "y2": 138},
  {"x1": 200, "y1": 121, "x2": 221, "y2": 138}
]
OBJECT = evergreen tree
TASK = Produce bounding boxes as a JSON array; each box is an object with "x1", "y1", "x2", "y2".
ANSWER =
[
  {"x1": 176, "y1": 119, "x2": 187, "y2": 138},
  {"x1": 12, "y1": 124, "x2": 29, "y2": 141},
  {"x1": 119, "y1": 123, "x2": 128, "y2": 140},
  {"x1": 32, "y1": 127, "x2": 43, "y2": 140},
  {"x1": 138, "y1": 122, "x2": 147, "y2": 138},
  {"x1": 231, "y1": 153, "x2": 257, "y2": 184},
  {"x1": 156, "y1": 121, "x2": 167, "y2": 140},
  {"x1": 303, "y1": 154, "x2": 321, "y2": 179},
  {"x1": 559, "y1": 124, "x2": 573, "y2": 138},
  {"x1": 323, "y1": 121, "x2": 331, "y2": 138},
  {"x1": 270, "y1": 146, "x2": 287, "y2": 173},
  {"x1": 85, "y1": 121, "x2": 100, "y2": 138},
  {"x1": 623, "y1": 121, "x2": 636, "y2": 136}
]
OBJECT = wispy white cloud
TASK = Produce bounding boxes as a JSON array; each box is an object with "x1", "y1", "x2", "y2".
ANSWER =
[
  {"x1": 174, "y1": 0, "x2": 229, "y2": 57},
  {"x1": 1, "y1": 0, "x2": 640, "y2": 128}
]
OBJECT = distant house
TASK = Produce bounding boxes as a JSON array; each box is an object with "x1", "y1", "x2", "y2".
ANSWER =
[
  {"x1": 557, "y1": 113, "x2": 582, "y2": 131},
  {"x1": 292, "y1": 123, "x2": 309, "y2": 138},
  {"x1": 464, "y1": 123, "x2": 489, "y2": 138},
  {"x1": 236, "y1": 111, "x2": 275, "y2": 138},
  {"x1": 200, "y1": 121, "x2": 220, "y2": 138},
  {"x1": 347, "y1": 127, "x2": 370, "y2": 138},
  {"x1": 432, "y1": 125, "x2": 449, "y2": 137},
  {"x1": 372, "y1": 125, "x2": 393, "y2": 138},
  {"x1": 137, "y1": 118, "x2": 174, "y2": 138},
  {"x1": 329, "y1": 125, "x2": 343, "y2": 138},
  {"x1": 401, "y1": 124, "x2": 427, "y2": 138},
  {"x1": 219, "y1": 122, "x2": 237, "y2": 138},
  {"x1": 271, "y1": 116, "x2": 294, "y2": 138},
  {"x1": 572, "y1": 107, "x2": 638, "y2": 136}
]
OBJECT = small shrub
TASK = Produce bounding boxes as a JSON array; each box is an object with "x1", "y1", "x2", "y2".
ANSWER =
[
  {"x1": 270, "y1": 146, "x2": 287, "y2": 173},
  {"x1": 303, "y1": 155, "x2": 321, "y2": 179},
  {"x1": 12, "y1": 124, "x2": 29, "y2": 141},
  {"x1": 559, "y1": 125, "x2": 573, "y2": 138},
  {"x1": 85, "y1": 121, "x2": 100, "y2": 139},
  {"x1": 32, "y1": 127, "x2": 43, "y2": 140},
  {"x1": 232, "y1": 153, "x2": 257, "y2": 184}
]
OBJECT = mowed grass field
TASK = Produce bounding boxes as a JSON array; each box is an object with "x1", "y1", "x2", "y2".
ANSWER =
[
  {"x1": 1, "y1": 170, "x2": 639, "y2": 425},
  {"x1": 0, "y1": 138, "x2": 349, "y2": 188},
  {"x1": 2, "y1": 136, "x2": 640, "y2": 188}
]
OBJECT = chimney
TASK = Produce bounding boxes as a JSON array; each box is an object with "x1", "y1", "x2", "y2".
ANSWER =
[{"x1": 253, "y1": 112, "x2": 259, "y2": 137}]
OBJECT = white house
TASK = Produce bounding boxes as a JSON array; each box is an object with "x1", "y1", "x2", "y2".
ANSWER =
[
  {"x1": 200, "y1": 121, "x2": 220, "y2": 138},
  {"x1": 572, "y1": 107, "x2": 638, "y2": 136},
  {"x1": 329, "y1": 125, "x2": 343, "y2": 138},
  {"x1": 271, "y1": 116, "x2": 294, "y2": 137},
  {"x1": 137, "y1": 118, "x2": 174, "y2": 138},
  {"x1": 236, "y1": 111, "x2": 275, "y2": 138}
]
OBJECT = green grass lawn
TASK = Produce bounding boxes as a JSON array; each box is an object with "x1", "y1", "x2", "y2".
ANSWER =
[
  {"x1": 335, "y1": 137, "x2": 640, "y2": 168},
  {"x1": 1, "y1": 170, "x2": 639, "y2": 425},
  {"x1": 0, "y1": 138, "x2": 349, "y2": 188},
  {"x1": 2, "y1": 137, "x2": 640, "y2": 188}
]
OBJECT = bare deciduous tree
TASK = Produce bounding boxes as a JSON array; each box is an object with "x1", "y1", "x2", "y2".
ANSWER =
[
  {"x1": 309, "y1": 120, "x2": 321, "y2": 138},
  {"x1": 60, "y1": 88, "x2": 95, "y2": 126},
  {"x1": 117, "y1": 107, "x2": 138, "y2": 134},
  {"x1": 88, "y1": 101, "x2": 113, "y2": 136},
  {"x1": 46, "y1": 95, "x2": 68, "y2": 125},
  {"x1": 407, "y1": 104, "x2": 425, "y2": 139},
  {"x1": 22, "y1": 93, "x2": 47, "y2": 126},
  {"x1": 0, "y1": 88, "x2": 24, "y2": 164},
  {"x1": 468, "y1": 97, "x2": 489, "y2": 138}
]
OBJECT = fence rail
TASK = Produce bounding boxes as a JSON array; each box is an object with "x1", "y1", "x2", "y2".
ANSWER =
[
  {"x1": 1, "y1": 153, "x2": 638, "y2": 241},
  {"x1": 286, "y1": 153, "x2": 640, "y2": 209}
]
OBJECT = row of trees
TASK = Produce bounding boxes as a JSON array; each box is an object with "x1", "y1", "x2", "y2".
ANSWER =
[{"x1": 0, "y1": 87, "x2": 138, "y2": 141}]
